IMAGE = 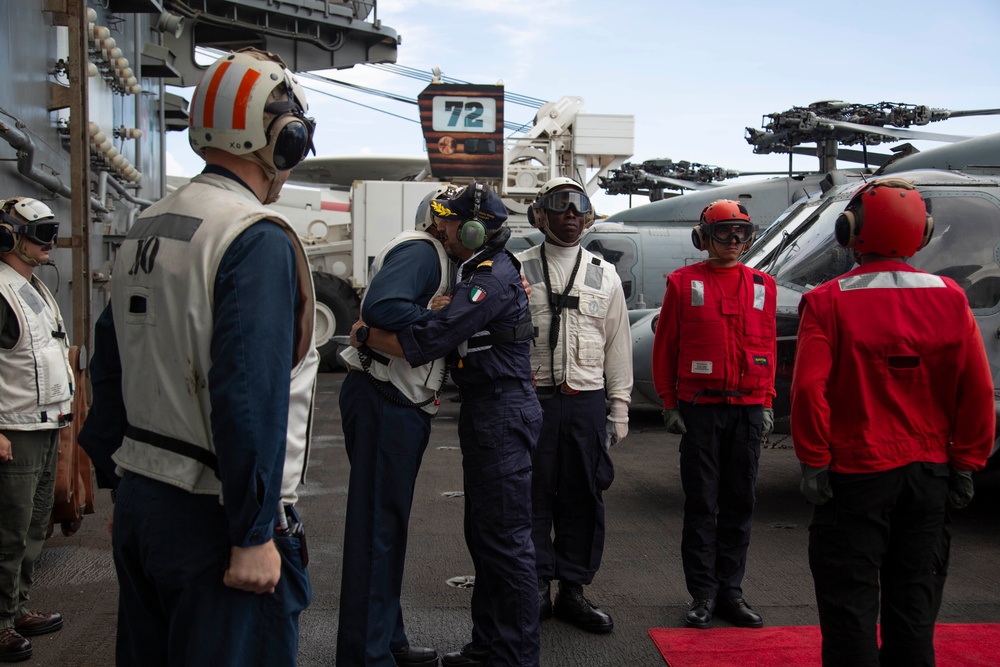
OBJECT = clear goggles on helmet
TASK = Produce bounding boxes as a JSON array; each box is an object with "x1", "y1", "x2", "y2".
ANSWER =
[
  {"x1": 537, "y1": 190, "x2": 592, "y2": 215},
  {"x1": 709, "y1": 222, "x2": 754, "y2": 245},
  {"x1": 265, "y1": 100, "x2": 317, "y2": 171}
]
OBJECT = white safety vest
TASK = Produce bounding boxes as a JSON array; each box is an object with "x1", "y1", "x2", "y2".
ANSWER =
[
  {"x1": 110, "y1": 173, "x2": 317, "y2": 503},
  {"x1": 517, "y1": 243, "x2": 633, "y2": 402},
  {"x1": 340, "y1": 230, "x2": 451, "y2": 415},
  {"x1": 0, "y1": 261, "x2": 73, "y2": 430}
]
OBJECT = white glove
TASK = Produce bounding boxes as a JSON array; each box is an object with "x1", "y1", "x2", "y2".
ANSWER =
[{"x1": 605, "y1": 399, "x2": 629, "y2": 449}]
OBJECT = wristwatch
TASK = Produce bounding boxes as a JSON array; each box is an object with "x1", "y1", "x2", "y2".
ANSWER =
[{"x1": 355, "y1": 325, "x2": 370, "y2": 344}]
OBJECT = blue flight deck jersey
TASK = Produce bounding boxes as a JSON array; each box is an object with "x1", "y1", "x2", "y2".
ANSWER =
[{"x1": 361, "y1": 240, "x2": 443, "y2": 330}]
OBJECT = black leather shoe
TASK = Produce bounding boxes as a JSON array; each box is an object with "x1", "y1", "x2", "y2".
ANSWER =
[
  {"x1": 13, "y1": 612, "x2": 63, "y2": 637},
  {"x1": 539, "y1": 579, "x2": 553, "y2": 620},
  {"x1": 0, "y1": 628, "x2": 32, "y2": 662},
  {"x1": 392, "y1": 644, "x2": 438, "y2": 667},
  {"x1": 715, "y1": 597, "x2": 764, "y2": 628},
  {"x1": 685, "y1": 598, "x2": 715, "y2": 629},
  {"x1": 553, "y1": 582, "x2": 614, "y2": 634},
  {"x1": 441, "y1": 642, "x2": 489, "y2": 667}
]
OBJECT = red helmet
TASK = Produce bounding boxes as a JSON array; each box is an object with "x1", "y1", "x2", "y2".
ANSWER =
[
  {"x1": 700, "y1": 199, "x2": 751, "y2": 225},
  {"x1": 692, "y1": 199, "x2": 755, "y2": 250},
  {"x1": 835, "y1": 178, "x2": 933, "y2": 258}
]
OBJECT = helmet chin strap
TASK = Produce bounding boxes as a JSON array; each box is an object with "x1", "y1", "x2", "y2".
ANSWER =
[
  {"x1": 13, "y1": 234, "x2": 41, "y2": 267},
  {"x1": 245, "y1": 151, "x2": 284, "y2": 205},
  {"x1": 541, "y1": 223, "x2": 579, "y2": 248}
]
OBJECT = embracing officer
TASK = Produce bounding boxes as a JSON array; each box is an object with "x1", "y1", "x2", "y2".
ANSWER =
[
  {"x1": 351, "y1": 182, "x2": 542, "y2": 667},
  {"x1": 516, "y1": 177, "x2": 632, "y2": 634}
]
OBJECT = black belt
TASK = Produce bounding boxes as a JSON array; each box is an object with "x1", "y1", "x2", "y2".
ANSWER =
[
  {"x1": 125, "y1": 424, "x2": 220, "y2": 477},
  {"x1": 691, "y1": 388, "x2": 750, "y2": 405},
  {"x1": 459, "y1": 378, "x2": 530, "y2": 402}
]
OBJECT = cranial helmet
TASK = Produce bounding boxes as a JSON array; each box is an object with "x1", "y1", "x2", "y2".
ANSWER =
[
  {"x1": 415, "y1": 183, "x2": 458, "y2": 232},
  {"x1": 528, "y1": 177, "x2": 595, "y2": 234},
  {"x1": 691, "y1": 199, "x2": 756, "y2": 250},
  {"x1": 188, "y1": 48, "x2": 315, "y2": 173},
  {"x1": 0, "y1": 197, "x2": 58, "y2": 254},
  {"x1": 834, "y1": 178, "x2": 933, "y2": 258}
]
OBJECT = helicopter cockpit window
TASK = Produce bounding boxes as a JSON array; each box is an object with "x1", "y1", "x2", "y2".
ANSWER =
[
  {"x1": 584, "y1": 237, "x2": 636, "y2": 300},
  {"x1": 912, "y1": 195, "x2": 1000, "y2": 311},
  {"x1": 766, "y1": 202, "x2": 856, "y2": 291}
]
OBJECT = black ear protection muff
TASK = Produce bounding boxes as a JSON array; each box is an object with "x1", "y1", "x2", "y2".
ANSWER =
[
  {"x1": 834, "y1": 201, "x2": 862, "y2": 248},
  {"x1": 458, "y1": 183, "x2": 488, "y2": 250},
  {"x1": 0, "y1": 224, "x2": 14, "y2": 253},
  {"x1": 527, "y1": 206, "x2": 537, "y2": 228},
  {"x1": 264, "y1": 99, "x2": 316, "y2": 171}
]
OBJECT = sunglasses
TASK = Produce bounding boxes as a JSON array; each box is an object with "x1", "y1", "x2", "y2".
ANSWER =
[
  {"x1": 537, "y1": 190, "x2": 592, "y2": 215},
  {"x1": 709, "y1": 222, "x2": 754, "y2": 245}
]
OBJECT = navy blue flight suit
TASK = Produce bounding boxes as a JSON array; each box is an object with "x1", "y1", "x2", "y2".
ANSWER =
[{"x1": 398, "y1": 237, "x2": 542, "y2": 667}]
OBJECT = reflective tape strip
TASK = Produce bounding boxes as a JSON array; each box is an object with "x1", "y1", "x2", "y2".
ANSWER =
[
  {"x1": 128, "y1": 213, "x2": 202, "y2": 242},
  {"x1": 839, "y1": 271, "x2": 946, "y2": 291},
  {"x1": 195, "y1": 61, "x2": 260, "y2": 131},
  {"x1": 691, "y1": 280, "x2": 704, "y2": 306},
  {"x1": 754, "y1": 283, "x2": 765, "y2": 310}
]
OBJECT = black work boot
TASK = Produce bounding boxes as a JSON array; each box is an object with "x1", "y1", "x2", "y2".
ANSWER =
[
  {"x1": 685, "y1": 598, "x2": 715, "y2": 629},
  {"x1": 715, "y1": 596, "x2": 764, "y2": 628},
  {"x1": 538, "y1": 579, "x2": 553, "y2": 620},
  {"x1": 553, "y1": 581, "x2": 614, "y2": 634},
  {"x1": 441, "y1": 642, "x2": 489, "y2": 667}
]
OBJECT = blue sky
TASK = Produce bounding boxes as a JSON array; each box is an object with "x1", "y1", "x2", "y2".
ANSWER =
[{"x1": 166, "y1": 0, "x2": 1000, "y2": 215}]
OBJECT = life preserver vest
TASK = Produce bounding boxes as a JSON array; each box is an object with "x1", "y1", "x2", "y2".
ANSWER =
[
  {"x1": 518, "y1": 244, "x2": 626, "y2": 392},
  {"x1": 340, "y1": 230, "x2": 451, "y2": 415},
  {"x1": 0, "y1": 261, "x2": 73, "y2": 429},
  {"x1": 110, "y1": 173, "x2": 317, "y2": 503},
  {"x1": 673, "y1": 262, "x2": 776, "y2": 404}
]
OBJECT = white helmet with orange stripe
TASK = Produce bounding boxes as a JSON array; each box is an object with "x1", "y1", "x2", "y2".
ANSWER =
[{"x1": 188, "y1": 48, "x2": 315, "y2": 174}]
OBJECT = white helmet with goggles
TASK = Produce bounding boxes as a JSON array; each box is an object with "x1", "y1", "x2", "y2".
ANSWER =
[
  {"x1": 529, "y1": 177, "x2": 595, "y2": 245},
  {"x1": 0, "y1": 197, "x2": 59, "y2": 255},
  {"x1": 188, "y1": 49, "x2": 316, "y2": 174}
]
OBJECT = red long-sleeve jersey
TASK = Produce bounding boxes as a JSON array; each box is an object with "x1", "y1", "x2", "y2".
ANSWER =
[{"x1": 791, "y1": 260, "x2": 995, "y2": 473}]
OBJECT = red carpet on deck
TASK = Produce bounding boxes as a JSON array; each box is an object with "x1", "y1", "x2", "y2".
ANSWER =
[{"x1": 648, "y1": 623, "x2": 1000, "y2": 666}]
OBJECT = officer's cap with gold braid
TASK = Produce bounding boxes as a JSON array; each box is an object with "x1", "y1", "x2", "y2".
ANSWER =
[{"x1": 429, "y1": 182, "x2": 508, "y2": 229}]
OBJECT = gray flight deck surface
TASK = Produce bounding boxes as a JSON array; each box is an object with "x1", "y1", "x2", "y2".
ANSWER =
[{"x1": 26, "y1": 373, "x2": 1000, "y2": 665}]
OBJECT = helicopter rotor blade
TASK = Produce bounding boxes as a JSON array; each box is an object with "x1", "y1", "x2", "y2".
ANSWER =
[{"x1": 822, "y1": 119, "x2": 972, "y2": 143}]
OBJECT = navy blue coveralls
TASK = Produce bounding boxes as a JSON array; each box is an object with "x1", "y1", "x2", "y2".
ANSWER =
[
  {"x1": 78, "y1": 169, "x2": 310, "y2": 667},
  {"x1": 398, "y1": 240, "x2": 542, "y2": 667},
  {"x1": 338, "y1": 238, "x2": 445, "y2": 667}
]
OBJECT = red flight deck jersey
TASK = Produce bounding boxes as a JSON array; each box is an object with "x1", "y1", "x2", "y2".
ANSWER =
[{"x1": 791, "y1": 260, "x2": 995, "y2": 473}]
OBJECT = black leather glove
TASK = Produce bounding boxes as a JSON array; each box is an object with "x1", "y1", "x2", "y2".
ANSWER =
[
  {"x1": 662, "y1": 407, "x2": 686, "y2": 435},
  {"x1": 800, "y1": 463, "x2": 833, "y2": 505},
  {"x1": 948, "y1": 468, "x2": 974, "y2": 509}
]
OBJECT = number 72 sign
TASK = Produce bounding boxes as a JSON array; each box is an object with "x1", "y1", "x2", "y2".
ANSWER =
[
  {"x1": 432, "y1": 96, "x2": 497, "y2": 133},
  {"x1": 419, "y1": 83, "x2": 504, "y2": 178}
]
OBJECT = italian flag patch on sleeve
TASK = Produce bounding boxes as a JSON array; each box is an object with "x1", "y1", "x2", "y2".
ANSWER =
[{"x1": 469, "y1": 285, "x2": 487, "y2": 303}]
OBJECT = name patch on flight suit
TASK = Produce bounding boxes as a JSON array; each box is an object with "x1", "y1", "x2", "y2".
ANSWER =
[
  {"x1": 691, "y1": 361, "x2": 713, "y2": 374},
  {"x1": 752, "y1": 355, "x2": 768, "y2": 367}
]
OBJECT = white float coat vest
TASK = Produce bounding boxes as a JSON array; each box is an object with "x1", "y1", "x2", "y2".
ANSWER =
[
  {"x1": 340, "y1": 230, "x2": 451, "y2": 415},
  {"x1": 517, "y1": 243, "x2": 633, "y2": 402},
  {"x1": 0, "y1": 261, "x2": 73, "y2": 430},
  {"x1": 110, "y1": 173, "x2": 317, "y2": 503}
]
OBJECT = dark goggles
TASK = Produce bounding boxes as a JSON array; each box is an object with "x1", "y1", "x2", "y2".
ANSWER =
[
  {"x1": 265, "y1": 101, "x2": 317, "y2": 171},
  {"x1": 537, "y1": 190, "x2": 592, "y2": 215},
  {"x1": 0, "y1": 211, "x2": 59, "y2": 245},
  {"x1": 709, "y1": 222, "x2": 754, "y2": 244}
]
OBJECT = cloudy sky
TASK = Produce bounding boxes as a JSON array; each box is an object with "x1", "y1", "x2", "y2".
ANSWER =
[{"x1": 166, "y1": 0, "x2": 1000, "y2": 215}]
